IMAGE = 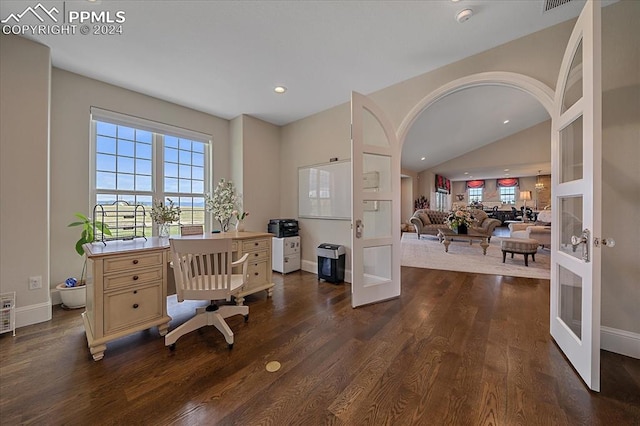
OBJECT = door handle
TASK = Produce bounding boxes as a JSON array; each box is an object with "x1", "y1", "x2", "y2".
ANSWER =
[
  {"x1": 570, "y1": 228, "x2": 590, "y2": 262},
  {"x1": 594, "y1": 237, "x2": 615, "y2": 247},
  {"x1": 355, "y1": 219, "x2": 364, "y2": 239}
]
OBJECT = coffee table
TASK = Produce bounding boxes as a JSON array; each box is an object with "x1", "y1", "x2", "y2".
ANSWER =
[{"x1": 436, "y1": 228, "x2": 490, "y2": 255}]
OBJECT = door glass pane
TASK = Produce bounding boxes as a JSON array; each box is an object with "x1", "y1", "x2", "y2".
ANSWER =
[
  {"x1": 562, "y1": 39, "x2": 583, "y2": 114},
  {"x1": 559, "y1": 196, "x2": 583, "y2": 259},
  {"x1": 362, "y1": 200, "x2": 391, "y2": 239},
  {"x1": 363, "y1": 245, "x2": 391, "y2": 286},
  {"x1": 363, "y1": 153, "x2": 390, "y2": 192},
  {"x1": 559, "y1": 265, "x2": 582, "y2": 340},
  {"x1": 363, "y1": 108, "x2": 389, "y2": 148},
  {"x1": 560, "y1": 115, "x2": 583, "y2": 183}
]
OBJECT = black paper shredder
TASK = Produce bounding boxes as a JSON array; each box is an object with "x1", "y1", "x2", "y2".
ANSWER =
[{"x1": 316, "y1": 243, "x2": 346, "y2": 283}]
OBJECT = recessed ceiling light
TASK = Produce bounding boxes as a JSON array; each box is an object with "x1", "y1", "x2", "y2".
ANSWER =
[
  {"x1": 421, "y1": 157, "x2": 426, "y2": 161},
  {"x1": 464, "y1": 172, "x2": 469, "y2": 175},
  {"x1": 505, "y1": 173, "x2": 510, "y2": 176},
  {"x1": 274, "y1": 86, "x2": 287, "y2": 94},
  {"x1": 503, "y1": 119, "x2": 510, "y2": 124},
  {"x1": 504, "y1": 168, "x2": 509, "y2": 172}
]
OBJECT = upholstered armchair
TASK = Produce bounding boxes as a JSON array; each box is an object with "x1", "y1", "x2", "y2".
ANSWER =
[{"x1": 509, "y1": 210, "x2": 552, "y2": 247}]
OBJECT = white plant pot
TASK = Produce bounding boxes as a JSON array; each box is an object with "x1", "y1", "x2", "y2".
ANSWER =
[{"x1": 56, "y1": 283, "x2": 86, "y2": 309}]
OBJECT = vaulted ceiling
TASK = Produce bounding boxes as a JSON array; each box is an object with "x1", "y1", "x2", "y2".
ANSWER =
[{"x1": 2, "y1": 0, "x2": 612, "y2": 177}]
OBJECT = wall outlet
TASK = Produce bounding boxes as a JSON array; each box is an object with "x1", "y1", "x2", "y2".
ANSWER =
[{"x1": 29, "y1": 276, "x2": 42, "y2": 290}]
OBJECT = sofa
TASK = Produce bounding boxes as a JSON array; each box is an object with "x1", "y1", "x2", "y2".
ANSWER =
[
  {"x1": 410, "y1": 208, "x2": 500, "y2": 241},
  {"x1": 509, "y1": 210, "x2": 552, "y2": 247}
]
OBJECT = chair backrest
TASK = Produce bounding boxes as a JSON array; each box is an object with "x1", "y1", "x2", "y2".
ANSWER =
[
  {"x1": 537, "y1": 210, "x2": 552, "y2": 224},
  {"x1": 169, "y1": 238, "x2": 234, "y2": 302}
]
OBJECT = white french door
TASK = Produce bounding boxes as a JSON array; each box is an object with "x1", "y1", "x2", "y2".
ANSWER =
[
  {"x1": 550, "y1": 0, "x2": 602, "y2": 391},
  {"x1": 350, "y1": 92, "x2": 401, "y2": 307}
]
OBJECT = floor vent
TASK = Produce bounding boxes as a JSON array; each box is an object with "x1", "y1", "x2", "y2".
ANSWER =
[{"x1": 543, "y1": 0, "x2": 573, "y2": 12}]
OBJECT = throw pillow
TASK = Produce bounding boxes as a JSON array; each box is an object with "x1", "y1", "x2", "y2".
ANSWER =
[
  {"x1": 472, "y1": 209, "x2": 488, "y2": 225},
  {"x1": 417, "y1": 212, "x2": 431, "y2": 225}
]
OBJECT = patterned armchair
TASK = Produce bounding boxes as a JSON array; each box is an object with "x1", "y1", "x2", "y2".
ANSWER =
[{"x1": 509, "y1": 210, "x2": 552, "y2": 247}]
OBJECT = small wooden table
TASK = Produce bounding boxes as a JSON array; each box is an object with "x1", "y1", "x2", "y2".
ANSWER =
[{"x1": 436, "y1": 228, "x2": 490, "y2": 255}]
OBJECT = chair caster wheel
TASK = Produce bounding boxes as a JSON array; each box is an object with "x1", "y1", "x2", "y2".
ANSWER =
[
  {"x1": 244, "y1": 314, "x2": 249, "y2": 322},
  {"x1": 228, "y1": 343, "x2": 234, "y2": 350},
  {"x1": 169, "y1": 344, "x2": 176, "y2": 351}
]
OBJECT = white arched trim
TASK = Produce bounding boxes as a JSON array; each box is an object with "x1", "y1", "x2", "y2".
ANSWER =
[{"x1": 397, "y1": 71, "x2": 555, "y2": 147}]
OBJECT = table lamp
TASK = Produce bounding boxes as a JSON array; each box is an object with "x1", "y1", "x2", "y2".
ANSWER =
[{"x1": 520, "y1": 190, "x2": 532, "y2": 222}]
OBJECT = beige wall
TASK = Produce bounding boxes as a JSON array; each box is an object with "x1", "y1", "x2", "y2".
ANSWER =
[
  {"x1": 280, "y1": 2, "x2": 639, "y2": 338},
  {"x1": 280, "y1": 104, "x2": 352, "y2": 273},
  {"x1": 233, "y1": 115, "x2": 281, "y2": 233},
  {"x1": 0, "y1": 35, "x2": 51, "y2": 324},
  {"x1": 50, "y1": 69, "x2": 231, "y2": 290},
  {"x1": 600, "y1": 0, "x2": 640, "y2": 335}
]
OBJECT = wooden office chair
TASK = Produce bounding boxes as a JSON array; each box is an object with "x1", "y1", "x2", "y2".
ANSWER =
[{"x1": 166, "y1": 238, "x2": 249, "y2": 350}]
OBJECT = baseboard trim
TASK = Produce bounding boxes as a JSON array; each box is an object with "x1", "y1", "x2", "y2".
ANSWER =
[
  {"x1": 15, "y1": 300, "x2": 52, "y2": 329},
  {"x1": 51, "y1": 287, "x2": 62, "y2": 306},
  {"x1": 301, "y1": 260, "x2": 351, "y2": 283},
  {"x1": 601, "y1": 326, "x2": 640, "y2": 359}
]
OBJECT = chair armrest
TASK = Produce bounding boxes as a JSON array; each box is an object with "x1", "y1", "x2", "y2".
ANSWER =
[
  {"x1": 232, "y1": 253, "x2": 250, "y2": 280},
  {"x1": 509, "y1": 223, "x2": 530, "y2": 233},
  {"x1": 409, "y1": 216, "x2": 423, "y2": 230},
  {"x1": 527, "y1": 226, "x2": 551, "y2": 234}
]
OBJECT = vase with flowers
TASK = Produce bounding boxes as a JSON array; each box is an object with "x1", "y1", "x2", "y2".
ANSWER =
[
  {"x1": 205, "y1": 179, "x2": 238, "y2": 232},
  {"x1": 233, "y1": 209, "x2": 249, "y2": 231},
  {"x1": 150, "y1": 198, "x2": 181, "y2": 237},
  {"x1": 445, "y1": 206, "x2": 474, "y2": 234}
]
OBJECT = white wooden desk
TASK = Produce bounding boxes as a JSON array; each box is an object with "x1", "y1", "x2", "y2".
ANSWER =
[{"x1": 82, "y1": 231, "x2": 273, "y2": 361}]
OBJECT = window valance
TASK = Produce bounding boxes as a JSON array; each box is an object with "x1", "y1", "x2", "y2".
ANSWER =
[
  {"x1": 466, "y1": 180, "x2": 485, "y2": 189},
  {"x1": 496, "y1": 178, "x2": 519, "y2": 187}
]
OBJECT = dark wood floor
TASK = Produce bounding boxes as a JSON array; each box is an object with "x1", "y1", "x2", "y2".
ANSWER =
[{"x1": 1, "y1": 268, "x2": 639, "y2": 425}]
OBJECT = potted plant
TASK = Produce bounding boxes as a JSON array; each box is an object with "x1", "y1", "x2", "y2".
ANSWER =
[{"x1": 58, "y1": 213, "x2": 111, "y2": 309}]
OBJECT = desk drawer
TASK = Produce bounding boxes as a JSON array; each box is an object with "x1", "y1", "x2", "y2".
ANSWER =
[
  {"x1": 104, "y1": 252, "x2": 164, "y2": 274},
  {"x1": 104, "y1": 284, "x2": 163, "y2": 334},
  {"x1": 104, "y1": 266, "x2": 163, "y2": 291},
  {"x1": 247, "y1": 260, "x2": 268, "y2": 286},
  {"x1": 242, "y1": 239, "x2": 269, "y2": 253},
  {"x1": 246, "y1": 249, "x2": 268, "y2": 262}
]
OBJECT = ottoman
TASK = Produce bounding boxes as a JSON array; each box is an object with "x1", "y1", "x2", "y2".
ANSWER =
[{"x1": 501, "y1": 238, "x2": 538, "y2": 267}]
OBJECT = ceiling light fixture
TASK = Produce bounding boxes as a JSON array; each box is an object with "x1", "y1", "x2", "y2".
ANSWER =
[
  {"x1": 455, "y1": 9, "x2": 473, "y2": 23},
  {"x1": 503, "y1": 119, "x2": 510, "y2": 124},
  {"x1": 535, "y1": 170, "x2": 545, "y2": 191},
  {"x1": 274, "y1": 86, "x2": 287, "y2": 94},
  {"x1": 421, "y1": 157, "x2": 426, "y2": 161}
]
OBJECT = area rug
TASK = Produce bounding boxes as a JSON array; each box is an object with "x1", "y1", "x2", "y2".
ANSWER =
[{"x1": 401, "y1": 232, "x2": 550, "y2": 280}]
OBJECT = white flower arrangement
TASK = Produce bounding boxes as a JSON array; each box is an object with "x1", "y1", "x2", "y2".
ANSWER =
[
  {"x1": 445, "y1": 205, "x2": 474, "y2": 230},
  {"x1": 150, "y1": 198, "x2": 181, "y2": 224},
  {"x1": 205, "y1": 179, "x2": 238, "y2": 231}
]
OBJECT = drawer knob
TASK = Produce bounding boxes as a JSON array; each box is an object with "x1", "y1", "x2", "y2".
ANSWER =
[
  {"x1": 254, "y1": 242, "x2": 259, "y2": 246},
  {"x1": 254, "y1": 253, "x2": 259, "y2": 257},
  {"x1": 133, "y1": 259, "x2": 139, "y2": 265},
  {"x1": 133, "y1": 275, "x2": 139, "y2": 281},
  {"x1": 254, "y1": 272, "x2": 259, "y2": 276},
  {"x1": 133, "y1": 290, "x2": 138, "y2": 294},
  {"x1": 133, "y1": 303, "x2": 139, "y2": 309}
]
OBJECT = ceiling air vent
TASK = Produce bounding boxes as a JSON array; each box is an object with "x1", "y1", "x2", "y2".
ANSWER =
[{"x1": 543, "y1": 0, "x2": 573, "y2": 12}]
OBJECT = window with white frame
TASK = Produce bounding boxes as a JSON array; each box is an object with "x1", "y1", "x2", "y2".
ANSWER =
[
  {"x1": 468, "y1": 188, "x2": 483, "y2": 203},
  {"x1": 500, "y1": 186, "x2": 516, "y2": 204},
  {"x1": 91, "y1": 108, "x2": 211, "y2": 237}
]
